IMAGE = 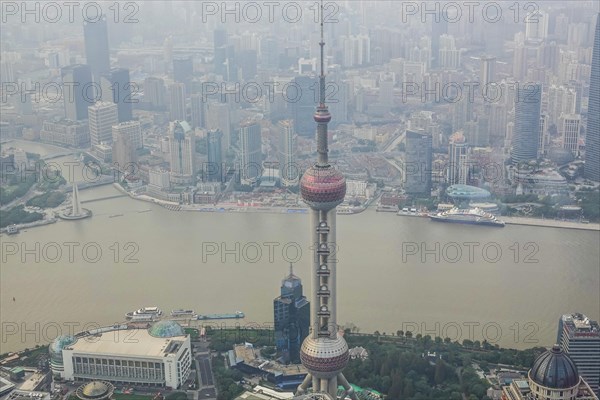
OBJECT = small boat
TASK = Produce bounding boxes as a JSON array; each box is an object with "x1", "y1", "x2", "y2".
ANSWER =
[{"x1": 7, "y1": 225, "x2": 19, "y2": 235}]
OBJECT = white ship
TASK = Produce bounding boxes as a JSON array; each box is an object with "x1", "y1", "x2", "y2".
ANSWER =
[
  {"x1": 171, "y1": 309, "x2": 196, "y2": 317},
  {"x1": 125, "y1": 307, "x2": 162, "y2": 321},
  {"x1": 429, "y1": 207, "x2": 505, "y2": 227}
]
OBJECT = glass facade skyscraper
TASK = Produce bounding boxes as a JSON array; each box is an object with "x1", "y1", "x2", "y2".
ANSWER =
[
  {"x1": 273, "y1": 265, "x2": 310, "y2": 364},
  {"x1": 584, "y1": 14, "x2": 600, "y2": 181},
  {"x1": 100, "y1": 68, "x2": 133, "y2": 123},
  {"x1": 511, "y1": 83, "x2": 542, "y2": 165},
  {"x1": 83, "y1": 16, "x2": 110, "y2": 81}
]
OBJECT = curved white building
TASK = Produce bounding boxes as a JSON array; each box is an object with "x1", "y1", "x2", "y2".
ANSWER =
[{"x1": 50, "y1": 321, "x2": 191, "y2": 390}]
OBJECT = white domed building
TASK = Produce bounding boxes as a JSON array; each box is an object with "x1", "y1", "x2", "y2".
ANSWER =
[{"x1": 501, "y1": 345, "x2": 598, "y2": 400}]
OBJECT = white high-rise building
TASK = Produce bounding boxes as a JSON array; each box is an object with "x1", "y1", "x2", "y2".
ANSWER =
[
  {"x1": 112, "y1": 120, "x2": 143, "y2": 150},
  {"x1": 148, "y1": 169, "x2": 171, "y2": 191},
  {"x1": 438, "y1": 34, "x2": 461, "y2": 69},
  {"x1": 448, "y1": 131, "x2": 469, "y2": 185},
  {"x1": 525, "y1": 10, "x2": 548, "y2": 42},
  {"x1": 559, "y1": 113, "x2": 582, "y2": 156},
  {"x1": 547, "y1": 85, "x2": 577, "y2": 127},
  {"x1": 88, "y1": 102, "x2": 118, "y2": 146},
  {"x1": 239, "y1": 120, "x2": 262, "y2": 185},
  {"x1": 557, "y1": 313, "x2": 600, "y2": 396},
  {"x1": 278, "y1": 120, "x2": 298, "y2": 187}
]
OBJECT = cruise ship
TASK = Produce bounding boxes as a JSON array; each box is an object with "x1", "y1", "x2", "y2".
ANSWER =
[
  {"x1": 125, "y1": 307, "x2": 162, "y2": 321},
  {"x1": 429, "y1": 207, "x2": 505, "y2": 227}
]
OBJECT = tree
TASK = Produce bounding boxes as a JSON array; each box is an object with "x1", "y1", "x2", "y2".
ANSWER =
[
  {"x1": 397, "y1": 330, "x2": 404, "y2": 337},
  {"x1": 434, "y1": 359, "x2": 447, "y2": 385},
  {"x1": 403, "y1": 379, "x2": 415, "y2": 398}
]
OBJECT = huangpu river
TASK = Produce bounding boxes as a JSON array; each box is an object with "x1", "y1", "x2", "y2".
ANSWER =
[{"x1": 1, "y1": 141, "x2": 599, "y2": 353}]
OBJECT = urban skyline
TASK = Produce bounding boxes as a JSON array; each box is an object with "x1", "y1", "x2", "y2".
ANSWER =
[{"x1": 1, "y1": 2, "x2": 599, "y2": 400}]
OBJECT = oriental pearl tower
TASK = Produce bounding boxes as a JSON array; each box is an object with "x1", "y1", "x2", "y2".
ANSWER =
[{"x1": 295, "y1": 2, "x2": 358, "y2": 399}]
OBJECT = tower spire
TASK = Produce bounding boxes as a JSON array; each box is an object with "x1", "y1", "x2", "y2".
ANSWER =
[
  {"x1": 319, "y1": 0, "x2": 326, "y2": 105},
  {"x1": 314, "y1": 0, "x2": 332, "y2": 166}
]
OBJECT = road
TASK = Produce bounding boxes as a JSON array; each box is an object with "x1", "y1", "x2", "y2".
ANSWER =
[
  {"x1": 193, "y1": 340, "x2": 217, "y2": 400},
  {"x1": 383, "y1": 129, "x2": 406, "y2": 153}
]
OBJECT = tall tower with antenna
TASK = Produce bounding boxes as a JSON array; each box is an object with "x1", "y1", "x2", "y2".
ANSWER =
[{"x1": 295, "y1": 2, "x2": 357, "y2": 399}]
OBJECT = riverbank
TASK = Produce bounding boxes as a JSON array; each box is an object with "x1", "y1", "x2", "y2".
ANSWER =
[
  {"x1": 396, "y1": 212, "x2": 600, "y2": 231},
  {"x1": 0, "y1": 218, "x2": 57, "y2": 234},
  {"x1": 113, "y1": 183, "x2": 368, "y2": 215}
]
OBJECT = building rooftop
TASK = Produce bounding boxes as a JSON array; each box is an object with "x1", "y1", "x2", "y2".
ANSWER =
[
  {"x1": 561, "y1": 313, "x2": 600, "y2": 337},
  {"x1": 67, "y1": 328, "x2": 187, "y2": 358},
  {"x1": 233, "y1": 345, "x2": 307, "y2": 376}
]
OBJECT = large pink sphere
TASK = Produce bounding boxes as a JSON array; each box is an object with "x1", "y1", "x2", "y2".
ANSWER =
[
  {"x1": 300, "y1": 335, "x2": 349, "y2": 378},
  {"x1": 300, "y1": 166, "x2": 346, "y2": 210}
]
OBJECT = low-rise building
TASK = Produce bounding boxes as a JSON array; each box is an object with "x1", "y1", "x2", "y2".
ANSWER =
[{"x1": 49, "y1": 321, "x2": 191, "y2": 390}]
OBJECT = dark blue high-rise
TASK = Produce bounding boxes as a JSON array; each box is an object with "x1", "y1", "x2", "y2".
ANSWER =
[
  {"x1": 273, "y1": 265, "x2": 310, "y2": 364},
  {"x1": 83, "y1": 16, "x2": 110, "y2": 81}
]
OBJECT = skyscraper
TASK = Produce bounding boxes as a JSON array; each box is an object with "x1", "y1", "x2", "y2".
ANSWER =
[
  {"x1": 278, "y1": 120, "x2": 298, "y2": 187},
  {"x1": 431, "y1": 10, "x2": 448, "y2": 69},
  {"x1": 404, "y1": 130, "x2": 432, "y2": 196},
  {"x1": 88, "y1": 102, "x2": 118, "y2": 146},
  {"x1": 206, "y1": 130, "x2": 223, "y2": 183},
  {"x1": 169, "y1": 83, "x2": 186, "y2": 122},
  {"x1": 239, "y1": 49, "x2": 258, "y2": 80},
  {"x1": 112, "y1": 121, "x2": 142, "y2": 151},
  {"x1": 239, "y1": 121, "x2": 262, "y2": 185},
  {"x1": 61, "y1": 64, "x2": 93, "y2": 121},
  {"x1": 206, "y1": 102, "x2": 231, "y2": 155},
  {"x1": 291, "y1": 75, "x2": 318, "y2": 137},
  {"x1": 100, "y1": 68, "x2": 133, "y2": 123},
  {"x1": 559, "y1": 114, "x2": 582, "y2": 156},
  {"x1": 274, "y1": 264, "x2": 310, "y2": 364},
  {"x1": 83, "y1": 16, "x2": 110, "y2": 81},
  {"x1": 511, "y1": 83, "x2": 542, "y2": 165},
  {"x1": 557, "y1": 313, "x2": 600, "y2": 396},
  {"x1": 585, "y1": 14, "x2": 600, "y2": 181},
  {"x1": 169, "y1": 121, "x2": 195, "y2": 184},
  {"x1": 448, "y1": 131, "x2": 469, "y2": 185},
  {"x1": 190, "y1": 94, "x2": 205, "y2": 129},
  {"x1": 295, "y1": 4, "x2": 357, "y2": 398},
  {"x1": 214, "y1": 44, "x2": 237, "y2": 82},
  {"x1": 480, "y1": 56, "x2": 497, "y2": 97},
  {"x1": 112, "y1": 130, "x2": 137, "y2": 172},
  {"x1": 173, "y1": 55, "x2": 193, "y2": 91},
  {"x1": 144, "y1": 77, "x2": 166, "y2": 110}
]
